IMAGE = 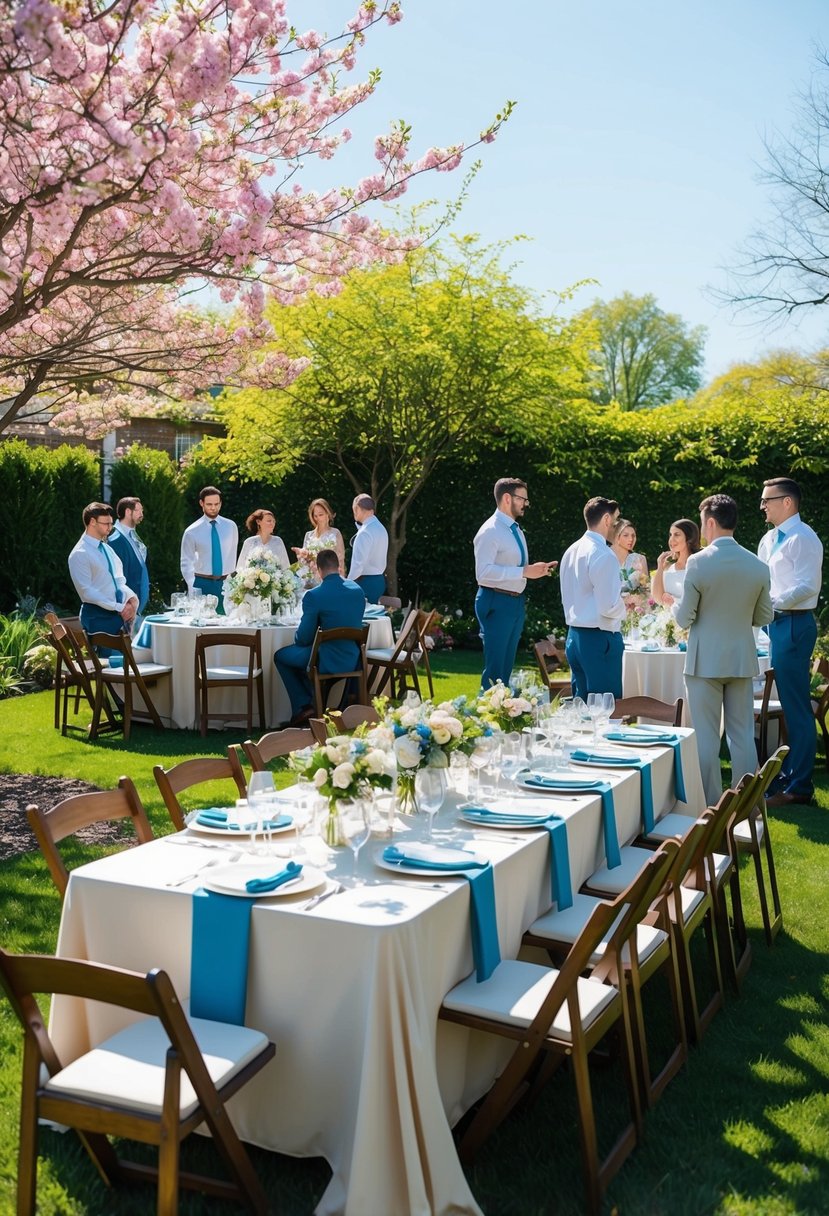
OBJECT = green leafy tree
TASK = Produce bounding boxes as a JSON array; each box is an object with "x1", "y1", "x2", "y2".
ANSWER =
[
  {"x1": 214, "y1": 238, "x2": 594, "y2": 592},
  {"x1": 581, "y1": 292, "x2": 706, "y2": 410}
]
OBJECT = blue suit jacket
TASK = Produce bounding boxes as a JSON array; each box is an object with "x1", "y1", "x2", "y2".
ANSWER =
[
  {"x1": 108, "y1": 529, "x2": 149, "y2": 614},
  {"x1": 295, "y1": 573, "x2": 366, "y2": 672}
]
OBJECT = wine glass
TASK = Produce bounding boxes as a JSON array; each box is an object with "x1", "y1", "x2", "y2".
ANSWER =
[
  {"x1": 415, "y1": 767, "x2": 446, "y2": 840},
  {"x1": 247, "y1": 771, "x2": 276, "y2": 853},
  {"x1": 336, "y1": 798, "x2": 371, "y2": 881},
  {"x1": 586, "y1": 694, "x2": 604, "y2": 743},
  {"x1": 600, "y1": 692, "x2": 616, "y2": 734},
  {"x1": 468, "y1": 735, "x2": 496, "y2": 802}
]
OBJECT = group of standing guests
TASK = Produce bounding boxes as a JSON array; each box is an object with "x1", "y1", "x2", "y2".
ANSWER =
[{"x1": 474, "y1": 475, "x2": 823, "y2": 812}]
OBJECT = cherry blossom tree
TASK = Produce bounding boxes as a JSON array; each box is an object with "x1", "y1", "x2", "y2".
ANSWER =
[{"x1": 0, "y1": 0, "x2": 510, "y2": 435}]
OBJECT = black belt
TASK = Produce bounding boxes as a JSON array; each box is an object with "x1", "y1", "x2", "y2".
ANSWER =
[
  {"x1": 773, "y1": 609, "x2": 814, "y2": 618},
  {"x1": 195, "y1": 573, "x2": 227, "y2": 580},
  {"x1": 478, "y1": 586, "x2": 522, "y2": 598}
]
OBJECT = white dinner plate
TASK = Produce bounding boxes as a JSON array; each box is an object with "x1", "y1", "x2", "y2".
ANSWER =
[
  {"x1": 458, "y1": 810, "x2": 551, "y2": 830},
  {"x1": 185, "y1": 812, "x2": 295, "y2": 838},
  {"x1": 516, "y1": 772, "x2": 604, "y2": 793},
  {"x1": 570, "y1": 754, "x2": 642, "y2": 768},
  {"x1": 375, "y1": 843, "x2": 488, "y2": 876},
  {"x1": 203, "y1": 860, "x2": 325, "y2": 898},
  {"x1": 602, "y1": 734, "x2": 675, "y2": 748}
]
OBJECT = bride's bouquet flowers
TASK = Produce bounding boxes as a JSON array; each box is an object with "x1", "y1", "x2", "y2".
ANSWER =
[
  {"x1": 225, "y1": 548, "x2": 301, "y2": 612},
  {"x1": 292, "y1": 537, "x2": 337, "y2": 586},
  {"x1": 476, "y1": 678, "x2": 543, "y2": 733}
]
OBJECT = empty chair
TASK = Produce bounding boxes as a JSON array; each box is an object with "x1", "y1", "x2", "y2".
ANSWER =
[
  {"x1": 87, "y1": 631, "x2": 172, "y2": 741},
  {"x1": 0, "y1": 946, "x2": 274, "y2": 1215},
  {"x1": 728, "y1": 746, "x2": 788, "y2": 953},
  {"x1": 614, "y1": 695, "x2": 683, "y2": 726},
  {"x1": 45, "y1": 617, "x2": 106, "y2": 736},
  {"x1": 153, "y1": 753, "x2": 248, "y2": 833},
  {"x1": 27, "y1": 777, "x2": 153, "y2": 900},
  {"x1": 365, "y1": 608, "x2": 421, "y2": 699},
  {"x1": 413, "y1": 609, "x2": 437, "y2": 699},
  {"x1": 533, "y1": 637, "x2": 573, "y2": 699},
  {"x1": 753, "y1": 668, "x2": 786, "y2": 763},
  {"x1": 241, "y1": 728, "x2": 314, "y2": 772},
  {"x1": 307, "y1": 625, "x2": 369, "y2": 717},
  {"x1": 308, "y1": 704, "x2": 380, "y2": 744},
  {"x1": 812, "y1": 657, "x2": 829, "y2": 770},
  {"x1": 195, "y1": 632, "x2": 266, "y2": 738}
]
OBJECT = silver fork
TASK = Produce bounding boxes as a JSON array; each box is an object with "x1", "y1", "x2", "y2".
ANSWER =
[
  {"x1": 166, "y1": 851, "x2": 241, "y2": 887},
  {"x1": 302, "y1": 882, "x2": 345, "y2": 910}
]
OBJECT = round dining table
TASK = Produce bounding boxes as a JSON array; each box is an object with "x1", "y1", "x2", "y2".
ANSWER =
[
  {"x1": 623, "y1": 643, "x2": 771, "y2": 726},
  {"x1": 135, "y1": 614, "x2": 394, "y2": 730}
]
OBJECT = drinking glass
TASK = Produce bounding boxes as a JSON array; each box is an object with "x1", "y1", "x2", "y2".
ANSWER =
[
  {"x1": 171, "y1": 592, "x2": 187, "y2": 616},
  {"x1": 499, "y1": 731, "x2": 524, "y2": 781},
  {"x1": 247, "y1": 771, "x2": 276, "y2": 853},
  {"x1": 415, "y1": 767, "x2": 446, "y2": 840},
  {"x1": 468, "y1": 735, "x2": 496, "y2": 801},
  {"x1": 336, "y1": 798, "x2": 371, "y2": 881},
  {"x1": 586, "y1": 694, "x2": 604, "y2": 743},
  {"x1": 600, "y1": 692, "x2": 616, "y2": 735}
]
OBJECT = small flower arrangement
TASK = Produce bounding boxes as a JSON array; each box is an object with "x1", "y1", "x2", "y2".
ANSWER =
[
  {"x1": 22, "y1": 643, "x2": 56, "y2": 688},
  {"x1": 303, "y1": 730, "x2": 395, "y2": 844},
  {"x1": 476, "y1": 678, "x2": 542, "y2": 733},
  {"x1": 634, "y1": 604, "x2": 688, "y2": 648},
  {"x1": 292, "y1": 537, "x2": 338, "y2": 587},
  {"x1": 620, "y1": 565, "x2": 648, "y2": 595},
  {"x1": 225, "y1": 548, "x2": 300, "y2": 613}
]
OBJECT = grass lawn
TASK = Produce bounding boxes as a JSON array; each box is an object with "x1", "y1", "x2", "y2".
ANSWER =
[{"x1": 1, "y1": 649, "x2": 828, "y2": 1214}]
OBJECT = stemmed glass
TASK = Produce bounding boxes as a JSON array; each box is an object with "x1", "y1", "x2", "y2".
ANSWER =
[
  {"x1": 415, "y1": 767, "x2": 447, "y2": 840},
  {"x1": 336, "y1": 798, "x2": 371, "y2": 881},
  {"x1": 599, "y1": 692, "x2": 616, "y2": 736},
  {"x1": 468, "y1": 735, "x2": 496, "y2": 802},
  {"x1": 246, "y1": 771, "x2": 276, "y2": 854},
  {"x1": 586, "y1": 694, "x2": 604, "y2": 743}
]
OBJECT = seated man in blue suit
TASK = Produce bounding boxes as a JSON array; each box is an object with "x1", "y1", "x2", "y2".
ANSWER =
[{"x1": 274, "y1": 547, "x2": 366, "y2": 725}]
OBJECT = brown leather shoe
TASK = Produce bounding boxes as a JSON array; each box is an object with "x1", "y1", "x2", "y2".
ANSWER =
[
  {"x1": 288, "y1": 705, "x2": 315, "y2": 727},
  {"x1": 766, "y1": 790, "x2": 813, "y2": 808}
]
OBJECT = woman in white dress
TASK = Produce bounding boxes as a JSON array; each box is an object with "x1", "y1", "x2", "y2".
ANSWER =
[
  {"x1": 652, "y1": 518, "x2": 700, "y2": 606},
  {"x1": 610, "y1": 518, "x2": 650, "y2": 601},
  {"x1": 291, "y1": 497, "x2": 345, "y2": 583},
  {"x1": 236, "y1": 508, "x2": 290, "y2": 570}
]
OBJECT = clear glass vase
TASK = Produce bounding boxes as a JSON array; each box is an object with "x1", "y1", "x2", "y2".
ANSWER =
[{"x1": 395, "y1": 771, "x2": 419, "y2": 816}]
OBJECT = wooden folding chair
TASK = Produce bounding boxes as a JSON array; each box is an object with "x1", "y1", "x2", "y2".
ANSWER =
[
  {"x1": 727, "y1": 746, "x2": 788, "y2": 953},
  {"x1": 811, "y1": 657, "x2": 829, "y2": 771},
  {"x1": 0, "y1": 946, "x2": 274, "y2": 1215},
  {"x1": 533, "y1": 637, "x2": 572, "y2": 698},
  {"x1": 614, "y1": 695, "x2": 683, "y2": 726},
  {"x1": 45, "y1": 618, "x2": 112, "y2": 736},
  {"x1": 753, "y1": 668, "x2": 786, "y2": 763},
  {"x1": 378, "y1": 595, "x2": 402, "y2": 612},
  {"x1": 308, "y1": 625, "x2": 369, "y2": 717},
  {"x1": 26, "y1": 777, "x2": 153, "y2": 900},
  {"x1": 153, "y1": 753, "x2": 248, "y2": 833},
  {"x1": 241, "y1": 728, "x2": 314, "y2": 772},
  {"x1": 413, "y1": 609, "x2": 437, "y2": 699},
  {"x1": 194, "y1": 632, "x2": 266, "y2": 738},
  {"x1": 440, "y1": 845, "x2": 678, "y2": 1216},
  {"x1": 87, "y1": 631, "x2": 172, "y2": 741},
  {"x1": 308, "y1": 704, "x2": 380, "y2": 744},
  {"x1": 365, "y1": 608, "x2": 421, "y2": 699}
]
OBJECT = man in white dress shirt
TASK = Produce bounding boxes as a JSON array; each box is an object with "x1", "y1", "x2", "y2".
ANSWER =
[
  {"x1": 757, "y1": 477, "x2": 824, "y2": 807},
  {"x1": 559, "y1": 496, "x2": 625, "y2": 700},
  {"x1": 473, "y1": 477, "x2": 557, "y2": 690},
  {"x1": 180, "y1": 485, "x2": 238, "y2": 614},
  {"x1": 348, "y1": 494, "x2": 389, "y2": 603},
  {"x1": 68, "y1": 503, "x2": 138, "y2": 650},
  {"x1": 675, "y1": 494, "x2": 773, "y2": 806}
]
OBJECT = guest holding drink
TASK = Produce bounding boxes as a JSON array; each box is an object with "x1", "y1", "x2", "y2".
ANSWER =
[
  {"x1": 609, "y1": 518, "x2": 649, "y2": 602},
  {"x1": 291, "y1": 498, "x2": 345, "y2": 582},
  {"x1": 236, "y1": 508, "x2": 290, "y2": 571},
  {"x1": 652, "y1": 518, "x2": 700, "y2": 606}
]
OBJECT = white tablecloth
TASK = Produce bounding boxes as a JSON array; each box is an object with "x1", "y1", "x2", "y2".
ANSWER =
[
  {"x1": 142, "y1": 617, "x2": 393, "y2": 730},
  {"x1": 623, "y1": 646, "x2": 771, "y2": 726},
  {"x1": 49, "y1": 729, "x2": 704, "y2": 1216}
]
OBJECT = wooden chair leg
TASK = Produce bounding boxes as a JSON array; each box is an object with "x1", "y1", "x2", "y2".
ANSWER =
[
  {"x1": 256, "y1": 673, "x2": 266, "y2": 732},
  {"x1": 758, "y1": 827, "x2": 783, "y2": 945},
  {"x1": 122, "y1": 682, "x2": 133, "y2": 741}
]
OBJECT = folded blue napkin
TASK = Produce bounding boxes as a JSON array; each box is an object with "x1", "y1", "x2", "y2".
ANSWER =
[
  {"x1": 641, "y1": 642, "x2": 660, "y2": 651},
  {"x1": 605, "y1": 732, "x2": 686, "y2": 804},
  {"x1": 195, "y1": 807, "x2": 292, "y2": 831},
  {"x1": 571, "y1": 751, "x2": 654, "y2": 833},
  {"x1": 133, "y1": 615, "x2": 168, "y2": 647},
  {"x1": 521, "y1": 777, "x2": 620, "y2": 868},
  {"x1": 107, "y1": 655, "x2": 124, "y2": 669},
  {"x1": 245, "y1": 860, "x2": 303, "y2": 894},
  {"x1": 362, "y1": 605, "x2": 387, "y2": 619},
  {"x1": 382, "y1": 845, "x2": 500, "y2": 981},
  {"x1": 190, "y1": 889, "x2": 252, "y2": 1025},
  {"x1": 460, "y1": 806, "x2": 573, "y2": 902}
]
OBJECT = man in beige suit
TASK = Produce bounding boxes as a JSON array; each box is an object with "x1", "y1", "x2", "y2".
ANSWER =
[{"x1": 675, "y1": 494, "x2": 773, "y2": 805}]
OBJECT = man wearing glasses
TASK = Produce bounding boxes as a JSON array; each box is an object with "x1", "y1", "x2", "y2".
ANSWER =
[
  {"x1": 68, "y1": 503, "x2": 138, "y2": 653},
  {"x1": 473, "y1": 477, "x2": 557, "y2": 690},
  {"x1": 758, "y1": 478, "x2": 823, "y2": 807}
]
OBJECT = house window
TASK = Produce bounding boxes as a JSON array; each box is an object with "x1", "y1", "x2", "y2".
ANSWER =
[{"x1": 174, "y1": 433, "x2": 201, "y2": 463}]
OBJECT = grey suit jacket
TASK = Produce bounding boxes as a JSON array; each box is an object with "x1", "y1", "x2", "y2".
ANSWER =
[{"x1": 675, "y1": 536, "x2": 773, "y2": 678}]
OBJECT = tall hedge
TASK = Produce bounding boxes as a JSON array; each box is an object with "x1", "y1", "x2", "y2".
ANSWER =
[{"x1": 109, "y1": 445, "x2": 184, "y2": 608}]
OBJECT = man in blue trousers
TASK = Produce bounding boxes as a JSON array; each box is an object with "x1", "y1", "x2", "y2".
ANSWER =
[
  {"x1": 67, "y1": 503, "x2": 138, "y2": 652},
  {"x1": 758, "y1": 477, "x2": 823, "y2": 807},
  {"x1": 559, "y1": 496, "x2": 625, "y2": 700},
  {"x1": 274, "y1": 548, "x2": 366, "y2": 725},
  {"x1": 108, "y1": 497, "x2": 150, "y2": 630},
  {"x1": 473, "y1": 477, "x2": 557, "y2": 690}
]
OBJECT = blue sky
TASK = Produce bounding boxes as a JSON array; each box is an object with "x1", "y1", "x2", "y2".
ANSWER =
[{"x1": 298, "y1": 0, "x2": 829, "y2": 382}]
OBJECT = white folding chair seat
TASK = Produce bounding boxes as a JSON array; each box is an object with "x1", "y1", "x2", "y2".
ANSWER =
[
  {"x1": 676, "y1": 882, "x2": 706, "y2": 922},
  {"x1": 705, "y1": 852, "x2": 731, "y2": 887},
  {"x1": 582, "y1": 845, "x2": 654, "y2": 896},
  {"x1": 642, "y1": 811, "x2": 697, "y2": 841},
  {"x1": 528, "y1": 894, "x2": 666, "y2": 967},
  {"x1": 45, "y1": 1013, "x2": 269, "y2": 1121},
  {"x1": 733, "y1": 816, "x2": 765, "y2": 845},
  {"x1": 442, "y1": 959, "x2": 619, "y2": 1042},
  {"x1": 204, "y1": 664, "x2": 263, "y2": 679},
  {"x1": 365, "y1": 646, "x2": 396, "y2": 662}
]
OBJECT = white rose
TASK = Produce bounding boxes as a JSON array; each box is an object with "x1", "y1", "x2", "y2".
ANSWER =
[
  {"x1": 331, "y1": 762, "x2": 355, "y2": 789},
  {"x1": 364, "y1": 748, "x2": 387, "y2": 775},
  {"x1": 443, "y1": 716, "x2": 463, "y2": 739},
  {"x1": 429, "y1": 720, "x2": 451, "y2": 746},
  {"x1": 400, "y1": 708, "x2": 421, "y2": 729},
  {"x1": 313, "y1": 768, "x2": 327, "y2": 789},
  {"x1": 395, "y1": 735, "x2": 423, "y2": 769},
  {"x1": 243, "y1": 572, "x2": 257, "y2": 588}
]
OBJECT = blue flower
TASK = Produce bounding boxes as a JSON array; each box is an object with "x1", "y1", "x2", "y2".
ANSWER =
[{"x1": 393, "y1": 723, "x2": 406, "y2": 737}]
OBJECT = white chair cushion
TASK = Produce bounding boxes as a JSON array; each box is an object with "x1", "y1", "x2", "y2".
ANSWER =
[
  {"x1": 583, "y1": 845, "x2": 654, "y2": 896},
  {"x1": 754, "y1": 700, "x2": 782, "y2": 714},
  {"x1": 134, "y1": 664, "x2": 173, "y2": 678},
  {"x1": 442, "y1": 959, "x2": 618, "y2": 1042},
  {"x1": 676, "y1": 883, "x2": 706, "y2": 922},
  {"x1": 734, "y1": 816, "x2": 765, "y2": 846},
  {"x1": 645, "y1": 812, "x2": 696, "y2": 841},
  {"x1": 204, "y1": 666, "x2": 262, "y2": 679},
  {"x1": 529, "y1": 896, "x2": 665, "y2": 966},
  {"x1": 705, "y1": 852, "x2": 731, "y2": 886},
  {"x1": 366, "y1": 647, "x2": 397, "y2": 662},
  {"x1": 45, "y1": 1014, "x2": 269, "y2": 1120}
]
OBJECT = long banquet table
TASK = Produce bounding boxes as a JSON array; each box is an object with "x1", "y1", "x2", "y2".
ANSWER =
[
  {"x1": 49, "y1": 729, "x2": 705, "y2": 1216},
  {"x1": 134, "y1": 615, "x2": 394, "y2": 730}
]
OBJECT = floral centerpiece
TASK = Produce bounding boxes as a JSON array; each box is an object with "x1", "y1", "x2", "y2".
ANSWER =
[
  {"x1": 303, "y1": 729, "x2": 395, "y2": 845},
  {"x1": 476, "y1": 678, "x2": 543, "y2": 733},
  {"x1": 627, "y1": 601, "x2": 688, "y2": 648},
  {"x1": 292, "y1": 537, "x2": 338, "y2": 588},
  {"x1": 224, "y1": 547, "x2": 300, "y2": 619},
  {"x1": 375, "y1": 694, "x2": 488, "y2": 814}
]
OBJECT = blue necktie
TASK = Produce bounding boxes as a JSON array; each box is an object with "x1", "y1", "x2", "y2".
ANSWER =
[
  {"x1": 770, "y1": 527, "x2": 786, "y2": 556},
  {"x1": 210, "y1": 520, "x2": 222, "y2": 576},
  {"x1": 98, "y1": 542, "x2": 123, "y2": 603},
  {"x1": 510, "y1": 522, "x2": 527, "y2": 567}
]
